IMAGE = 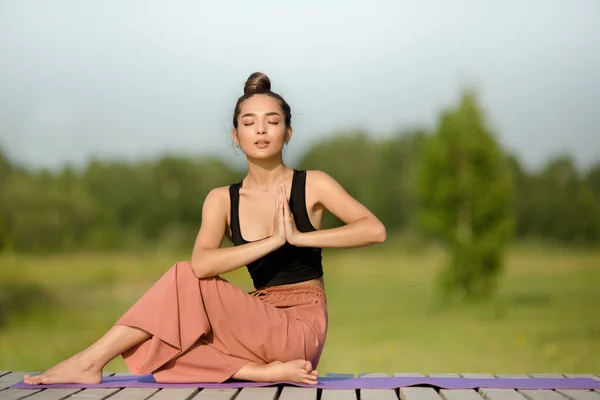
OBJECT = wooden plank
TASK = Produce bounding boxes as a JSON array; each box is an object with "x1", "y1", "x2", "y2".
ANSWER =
[
  {"x1": 105, "y1": 387, "x2": 159, "y2": 400},
  {"x1": 461, "y1": 373, "x2": 496, "y2": 379},
  {"x1": 0, "y1": 372, "x2": 36, "y2": 390},
  {"x1": 528, "y1": 374, "x2": 565, "y2": 379},
  {"x1": 69, "y1": 388, "x2": 122, "y2": 399},
  {"x1": 149, "y1": 388, "x2": 200, "y2": 400},
  {"x1": 359, "y1": 373, "x2": 395, "y2": 400},
  {"x1": 24, "y1": 388, "x2": 85, "y2": 400},
  {"x1": 427, "y1": 374, "x2": 460, "y2": 378},
  {"x1": 555, "y1": 390, "x2": 600, "y2": 400},
  {"x1": 479, "y1": 388, "x2": 527, "y2": 399},
  {"x1": 399, "y1": 387, "x2": 442, "y2": 400},
  {"x1": 0, "y1": 388, "x2": 44, "y2": 400},
  {"x1": 279, "y1": 386, "x2": 317, "y2": 400},
  {"x1": 234, "y1": 387, "x2": 279, "y2": 400},
  {"x1": 362, "y1": 389, "x2": 398, "y2": 400},
  {"x1": 359, "y1": 373, "x2": 397, "y2": 400},
  {"x1": 440, "y1": 389, "x2": 484, "y2": 400},
  {"x1": 393, "y1": 373, "x2": 426, "y2": 377},
  {"x1": 191, "y1": 388, "x2": 239, "y2": 400},
  {"x1": 320, "y1": 389, "x2": 357, "y2": 400},
  {"x1": 518, "y1": 389, "x2": 568, "y2": 400},
  {"x1": 322, "y1": 373, "x2": 357, "y2": 400},
  {"x1": 494, "y1": 375, "x2": 531, "y2": 379}
]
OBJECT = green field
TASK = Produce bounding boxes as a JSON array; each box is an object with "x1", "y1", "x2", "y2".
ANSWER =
[{"x1": 1, "y1": 241, "x2": 599, "y2": 375}]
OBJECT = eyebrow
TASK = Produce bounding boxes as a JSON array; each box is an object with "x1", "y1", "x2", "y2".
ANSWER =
[{"x1": 240, "y1": 112, "x2": 281, "y2": 118}]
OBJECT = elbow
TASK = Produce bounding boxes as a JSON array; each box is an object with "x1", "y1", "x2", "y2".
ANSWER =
[
  {"x1": 190, "y1": 257, "x2": 211, "y2": 279},
  {"x1": 371, "y1": 221, "x2": 387, "y2": 244}
]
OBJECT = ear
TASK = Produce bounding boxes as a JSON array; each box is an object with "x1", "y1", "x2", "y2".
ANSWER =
[
  {"x1": 232, "y1": 129, "x2": 240, "y2": 147},
  {"x1": 285, "y1": 126, "x2": 293, "y2": 144}
]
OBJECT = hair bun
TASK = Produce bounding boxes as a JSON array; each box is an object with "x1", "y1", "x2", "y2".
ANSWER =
[{"x1": 244, "y1": 72, "x2": 271, "y2": 95}]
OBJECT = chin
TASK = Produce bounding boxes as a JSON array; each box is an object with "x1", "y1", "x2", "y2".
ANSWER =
[
  {"x1": 244, "y1": 147, "x2": 284, "y2": 160},
  {"x1": 246, "y1": 152, "x2": 281, "y2": 162}
]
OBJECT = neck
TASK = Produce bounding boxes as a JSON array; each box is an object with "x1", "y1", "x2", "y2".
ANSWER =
[{"x1": 244, "y1": 157, "x2": 289, "y2": 191}]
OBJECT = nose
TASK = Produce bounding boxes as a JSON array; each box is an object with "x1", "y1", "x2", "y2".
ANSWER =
[{"x1": 255, "y1": 119, "x2": 267, "y2": 134}]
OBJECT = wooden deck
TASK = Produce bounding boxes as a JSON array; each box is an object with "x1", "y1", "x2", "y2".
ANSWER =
[{"x1": 1, "y1": 371, "x2": 599, "y2": 400}]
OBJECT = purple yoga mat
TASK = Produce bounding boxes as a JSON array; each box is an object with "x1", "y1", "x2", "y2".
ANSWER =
[{"x1": 11, "y1": 375, "x2": 600, "y2": 390}]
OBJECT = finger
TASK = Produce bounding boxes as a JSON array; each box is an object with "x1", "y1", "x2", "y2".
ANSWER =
[
  {"x1": 282, "y1": 188, "x2": 291, "y2": 214},
  {"x1": 283, "y1": 194, "x2": 289, "y2": 216},
  {"x1": 275, "y1": 187, "x2": 281, "y2": 212}
]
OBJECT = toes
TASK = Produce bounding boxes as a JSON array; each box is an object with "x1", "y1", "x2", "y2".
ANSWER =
[
  {"x1": 302, "y1": 377, "x2": 318, "y2": 385},
  {"x1": 303, "y1": 373, "x2": 318, "y2": 381}
]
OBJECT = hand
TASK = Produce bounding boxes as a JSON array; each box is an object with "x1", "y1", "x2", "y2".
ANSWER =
[
  {"x1": 281, "y1": 186, "x2": 301, "y2": 246},
  {"x1": 271, "y1": 185, "x2": 287, "y2": 247}
]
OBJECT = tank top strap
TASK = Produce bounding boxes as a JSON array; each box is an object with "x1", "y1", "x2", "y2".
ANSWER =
[
  {"x1": 228, "y1": 181, "x2": 244, "y2": 245},
  {"x1": 289, "y1": 169, "x2": 314, "y2": 232},
  {"x1": 289, "y1": 169, "x2": 304, "y2": 207}
]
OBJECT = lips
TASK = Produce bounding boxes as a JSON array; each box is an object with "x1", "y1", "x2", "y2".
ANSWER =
[{"x1": 254, "y1": 140, "x2": 270, "y2": 148}]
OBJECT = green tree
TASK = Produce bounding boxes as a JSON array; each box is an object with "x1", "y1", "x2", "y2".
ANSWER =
[
  {"x1": 417, "y1": 89, "x2": 514, "y2": 300},
  {"x1": 586, "y1": 162, "x2": 600, "y2": 199}
]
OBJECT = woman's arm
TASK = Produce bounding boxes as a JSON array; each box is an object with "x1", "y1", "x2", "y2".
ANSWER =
[
  {"x1": 287, "y1": 170, "x2": 386, "y2": 249},
  {"x1": 190, "y1": 187, "x2": 285, "y2": 279}
]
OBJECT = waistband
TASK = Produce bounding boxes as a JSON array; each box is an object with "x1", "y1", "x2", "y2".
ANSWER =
[{"x1": 249, "y1": 283, "x2": 326, "y2": 300}]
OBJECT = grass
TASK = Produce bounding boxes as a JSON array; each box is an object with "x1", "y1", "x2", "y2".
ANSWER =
[{"x1": 0, "y1": 240, "x2": 599, "y2": 375}]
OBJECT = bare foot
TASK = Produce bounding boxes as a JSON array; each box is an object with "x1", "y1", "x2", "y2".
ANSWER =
[
  {"x1": 23, "y1": 352, "x2": 102, "y2": 385},
  {"x1": 263, "y1": 360, "x2": 318, "y2": 385}
]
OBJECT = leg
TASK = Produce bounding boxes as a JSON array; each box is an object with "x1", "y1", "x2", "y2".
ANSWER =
[
  {"x1": 116, "y1": 262, "x2": 322, "y2": 383},
  {"x1": 233, "y1": 360, "x2": 319, "y2": 385},
  {"x1": 24, "y1": 325, "x2": 150, "y2": 385}
]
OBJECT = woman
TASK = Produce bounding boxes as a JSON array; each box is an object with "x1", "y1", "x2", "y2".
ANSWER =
[{"x1": 24, "y1": 72, "x2": 386, "y2": 386}]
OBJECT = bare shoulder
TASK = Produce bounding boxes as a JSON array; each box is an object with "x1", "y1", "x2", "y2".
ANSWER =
[
  {"x1": 203, "y1": 185, "x2": 231, "y2": 212},
  {"x1": 305, "y1": 169, "x2": 342, "y2": 191},
  {"x1": 193, "y1": 185, "x2": 232, "y2": 250},
  {"x1": 305, "y1": 169, "x2": 373, "y2": 223}
]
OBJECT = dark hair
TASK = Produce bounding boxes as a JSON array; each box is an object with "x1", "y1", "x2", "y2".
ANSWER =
[{"x1": 232, "y1": 72, "x2": 292, "y2": 129}]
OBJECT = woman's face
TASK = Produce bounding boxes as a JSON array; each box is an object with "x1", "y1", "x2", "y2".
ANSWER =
[{"x1": 233, "y1": 94, "x2": 291, "y2": 160}]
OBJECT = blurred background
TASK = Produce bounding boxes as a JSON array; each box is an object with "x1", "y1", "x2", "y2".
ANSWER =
[{"x1": 1, "y1": 1, "x2": 599, "y2": 375}]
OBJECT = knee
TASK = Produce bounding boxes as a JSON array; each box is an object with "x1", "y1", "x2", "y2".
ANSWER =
[{"x1": 173, "y1": 260, "x2": 198, "y2": 278}]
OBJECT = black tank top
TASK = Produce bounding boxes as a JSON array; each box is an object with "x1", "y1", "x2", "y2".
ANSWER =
[{"x1": 229, "y1": 169, "x2": 323, "y2": 289}]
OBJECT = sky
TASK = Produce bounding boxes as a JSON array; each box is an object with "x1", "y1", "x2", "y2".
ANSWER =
[{"x1": 0, "y1": 0, "x2": 598, "y2": 171}]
